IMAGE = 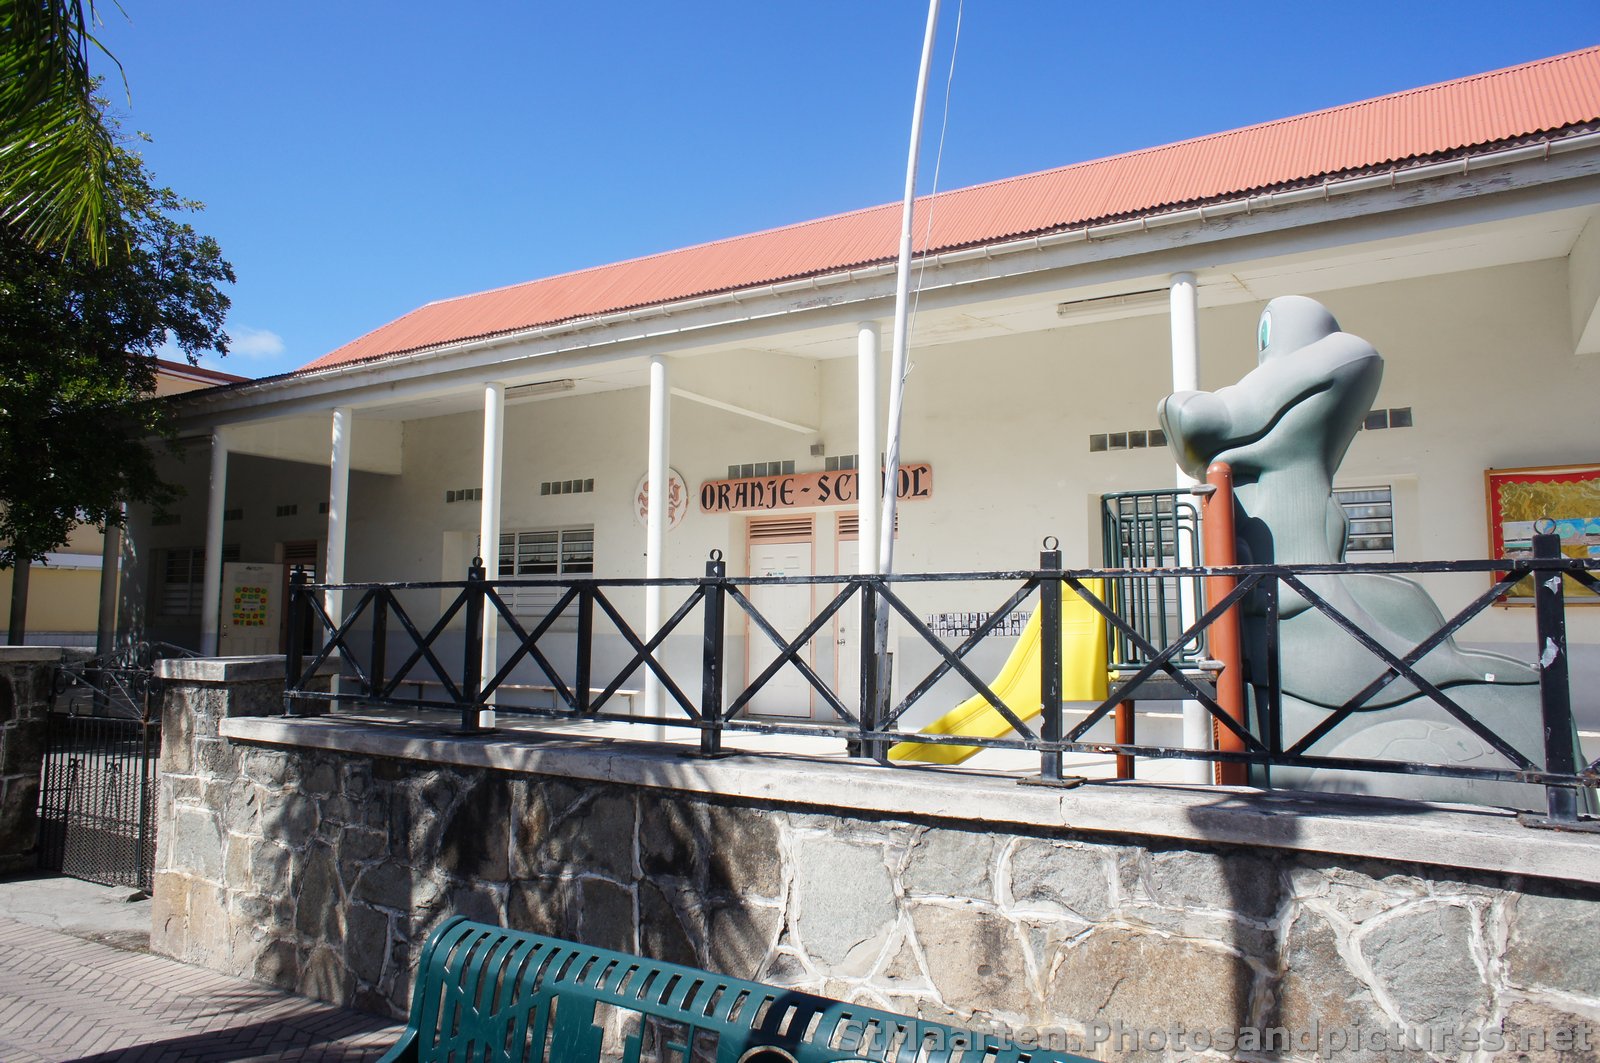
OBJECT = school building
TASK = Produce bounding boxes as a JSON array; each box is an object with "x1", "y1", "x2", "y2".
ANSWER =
[{"x1": 124, "y1": 46, "x2": 1600, "y2": 745}]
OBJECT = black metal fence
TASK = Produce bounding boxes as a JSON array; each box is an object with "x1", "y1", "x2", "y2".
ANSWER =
[{"x1": 285, "y1": 536, "x2": 1600, "y2": 829}]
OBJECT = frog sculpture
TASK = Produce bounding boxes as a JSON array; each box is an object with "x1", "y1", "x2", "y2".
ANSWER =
[{"x1": 1158, "y1": 295, "x2": 1581, "y2": 809}]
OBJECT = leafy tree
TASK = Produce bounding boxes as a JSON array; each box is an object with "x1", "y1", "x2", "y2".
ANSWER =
[
  {"x1": 0, "y1": 136, "x2": 234, "y2": 575},
  {"x1": 0, "y1": 0, "x2": 122, "y2": 262},
  {"x1": 0, "y1": 4, "x2": 230, "y2": 643}
]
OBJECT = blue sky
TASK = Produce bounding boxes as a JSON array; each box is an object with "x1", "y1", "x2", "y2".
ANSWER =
[{"x1": 92, "y1": 2, "x2": 1600, "y2": 379}]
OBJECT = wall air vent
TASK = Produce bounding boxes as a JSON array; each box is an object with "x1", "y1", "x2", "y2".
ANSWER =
[
  {"x1": 541, "y1": 479, "x2": 594, "y2": 496},
  {"x1": 1358, "y1": 407, "x2": 1414, "y2": 430},
  {"x1": 728, "y1": 460, "x2": 796, "y2": 479},
  {"x1": 1089, "y1": 428, "x2": 1166, "y2": 453}
]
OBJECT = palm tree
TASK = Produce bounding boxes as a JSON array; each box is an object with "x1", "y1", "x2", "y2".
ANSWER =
[{"x1": 0, "y1": 0, "x2": 121, "y2": 263}]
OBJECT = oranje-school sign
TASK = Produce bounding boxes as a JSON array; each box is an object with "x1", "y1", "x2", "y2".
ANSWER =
[{"x1": 698, "y1": 463, "x2": 933, "y2": 514}]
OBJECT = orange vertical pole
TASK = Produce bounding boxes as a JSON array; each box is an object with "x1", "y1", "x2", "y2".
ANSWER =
[{"x1": 1202, "y1": 463, "x2": 1249, "y2": 786}]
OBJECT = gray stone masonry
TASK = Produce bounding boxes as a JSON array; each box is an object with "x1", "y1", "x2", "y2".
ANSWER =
[
  {"x1": 0, "y1": 646, "x2": 87, "y2": 874},
  {"x1": 152, "y1": 666, "x2": 1600, "y2": 1063}
]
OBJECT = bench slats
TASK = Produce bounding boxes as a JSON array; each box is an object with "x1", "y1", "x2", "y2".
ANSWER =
[{"x1": 379, "y1": 917, "x2": 1100, "y2": 1063}]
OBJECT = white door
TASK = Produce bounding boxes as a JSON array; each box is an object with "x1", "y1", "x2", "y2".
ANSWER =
[
  {"x1": 834, "y1": 511, "x2": 891, "y2": 719},
  {"x1": 746, "y1": 529, "x2": 814, "y2": 717}
]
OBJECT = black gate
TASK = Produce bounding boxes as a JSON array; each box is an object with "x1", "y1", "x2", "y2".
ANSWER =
[
  {"x1": 37, "y1": 644, "x2": 189, "y2": 892},
  {"x1": 36, "y1": 712, "x2": 158, "y2": 891}
]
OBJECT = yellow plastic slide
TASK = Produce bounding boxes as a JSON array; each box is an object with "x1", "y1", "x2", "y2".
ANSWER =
[{"x1": 888, "y1": 580, "x2": 1109, "y2": 764}]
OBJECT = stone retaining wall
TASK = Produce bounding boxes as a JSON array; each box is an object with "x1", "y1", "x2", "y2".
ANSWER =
[
  {"x1": 0, "y1": 647, "x2": 80, "y2": 874},
  {"x1": 152, "y1": 664, "x2": 1600, "y2": 1062}
]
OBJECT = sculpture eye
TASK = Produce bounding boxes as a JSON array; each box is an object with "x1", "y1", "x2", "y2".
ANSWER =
[{"x1": 1258, "y1": 311, "x2": 1271, "y2": 353}]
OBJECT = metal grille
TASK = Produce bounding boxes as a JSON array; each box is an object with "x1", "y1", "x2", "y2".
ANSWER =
[
  {"x1": 36, "y1": 712, "x2": 158, "y2": 892},
  {"x1": 1101, "y1": 489, "x2": 1207, "y2": 667}
]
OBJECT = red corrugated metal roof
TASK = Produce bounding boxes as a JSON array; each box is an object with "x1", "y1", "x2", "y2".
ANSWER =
[
  {"x1": 156, "y1": 358, "x2": 249, "y2": 384},
  {"x1": 301, "y1": 45, "x2": 1600, "y2": 373}
]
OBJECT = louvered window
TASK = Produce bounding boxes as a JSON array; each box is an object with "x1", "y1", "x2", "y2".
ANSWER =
[
  {"x1": 491, "y1": 527, "x2": 594, "y2": 618},
  {"x1": 836, "y1": 512, "x2": 898, "y2": 541},
  {"x1": 748, "y1": 516, "x2": 814, "y2": 544},
  {"x1": 156, "y1": 545, "x2": 240, "y2": 615},
  {"x1": 1335, "y1": 486, "x2": 1395, "y2": 557},
  {"x1": 499, "y1": 527, "x2": 594, "y2": 576}
]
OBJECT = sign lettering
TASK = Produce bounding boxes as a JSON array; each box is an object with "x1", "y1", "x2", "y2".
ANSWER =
[{"x1": 699, "y1": 463, "x2": 933, "y2": 514}]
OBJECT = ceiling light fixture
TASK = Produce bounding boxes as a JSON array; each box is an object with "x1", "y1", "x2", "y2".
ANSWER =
[
  {"x1": 1055, "y1": 288, "x2": 1171, "y2": 318},
  {"x1": 505, "y1": 378, "x2": 577, "y2": 400}
]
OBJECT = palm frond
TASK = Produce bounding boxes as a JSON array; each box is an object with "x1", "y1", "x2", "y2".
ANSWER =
[{"x1": 0, "y1": 0, "x2": 123, "y2": 263}]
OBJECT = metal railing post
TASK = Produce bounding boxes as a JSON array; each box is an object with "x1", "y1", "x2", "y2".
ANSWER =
[
  {"x1": 857, "y1": 578, "x2": 883, "y2": 759},
  {"x1": 576, "y1": 584, "x2": 594, "y2": 715},
  {"x1": 370, "y1": 589, "x2": 389, "y2": 698},
  {"x1": 1038, "y1": 541, "x2": 1064, "y2": 783},
  {"x1": 462, "y1": 557, "x2": 486, "y2": 732},
  {"x1": 1530, "y1": 530, "x2": 1584, "y2": 826},
  {"x1": 1259, "y1": 577, "x2": 1282, "y2": 789},
  {"x1": 137, "y1": 692, "x2": 154, "y2": 891},
  {"x1": 284, "y1": 566, "x2": 306, "y2": 717},
  {"x1": 700, "y1": 552, "x2": 727, "y2": 756}
]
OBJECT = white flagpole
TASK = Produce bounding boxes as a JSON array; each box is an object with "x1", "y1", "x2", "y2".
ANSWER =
[{"x1": 874, "y1": 0, "x2": 943, "y2": 706}]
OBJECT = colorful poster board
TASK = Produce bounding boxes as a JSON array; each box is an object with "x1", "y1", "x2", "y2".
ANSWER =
[
  {"x1": 1484, "y1": 463, "x2": 1600, "y2": 604},
  {"x1": 219, "y1": 561, "x2": 286, "y2": 653}
]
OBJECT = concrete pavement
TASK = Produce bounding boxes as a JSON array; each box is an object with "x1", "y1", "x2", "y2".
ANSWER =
[{"x1": 0, "y1": 874, "x2": 406, "y2": 1062}]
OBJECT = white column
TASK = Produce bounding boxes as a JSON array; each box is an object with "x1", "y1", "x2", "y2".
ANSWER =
[
  {"x1": 857, "y1": 322, "x2": 880, "y2": 575},
  {"x1": 1170, "y1": 271, "x2": 1209, "y2": 782},
  {"x1": 644, "y1": 354, "x2": 670, "y2": 721},
  {"x1": 1170, "y1": 272, "x2": 1199, "y2": 394},
  {"x1": 479, "y1": 383, "x2": 505, "y2": 728},
  {"x1": 325, "y1": 406, "x2": 353, "y2": 624},
  {"x1": 200, "y1": 429, "x2": 228, "y2": 655}
]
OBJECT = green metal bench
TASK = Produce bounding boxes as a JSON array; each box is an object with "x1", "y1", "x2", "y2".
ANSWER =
[{"x1": 378, "y1": 917, "x2": 1098, "y2": 1063}]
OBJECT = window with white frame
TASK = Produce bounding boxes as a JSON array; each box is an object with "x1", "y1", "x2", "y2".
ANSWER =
[
  {"x1": 493, "y1": 527, "x2": 594, "y2": 617},
  {"x1": 156, "y1": 544, "x2": 240, "y2": 615}
]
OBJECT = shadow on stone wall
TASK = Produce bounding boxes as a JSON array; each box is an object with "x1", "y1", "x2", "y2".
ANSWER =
[{"x1": 1174, "y1": 791, "x2": 1600, "y2": 1063}]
